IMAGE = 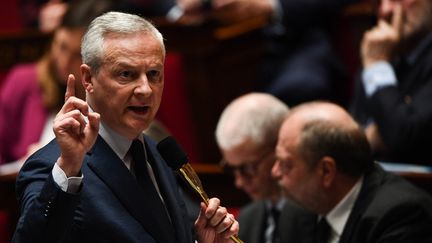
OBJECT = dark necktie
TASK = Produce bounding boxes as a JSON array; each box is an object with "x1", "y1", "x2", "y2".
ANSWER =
[
  {"x1": 271, "y1": 206, "x2": 281, "y2": 243},
  {"x1": 264, "y1": 206, "x2": 281, "y2": 243},
  {"x1": 315, "y1": 218, "x2": 331, "y2": 243},
  {"x1": 129, "y1": 139, "x2": 174, "y2": 241}
]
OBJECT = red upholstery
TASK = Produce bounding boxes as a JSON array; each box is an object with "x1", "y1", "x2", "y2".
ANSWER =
[
  {"x1": 0, "y1": 212, "x2": 10, "y2": 243},
  {"x1": 157, "y1": 52, "x2": 200, "y2": 163},
  {"x1": 0, "y1": 0, "x2": 22, "y2": 240},
  {"x1": 0, "y1": 0, "x2": 22, "y2": 32}
]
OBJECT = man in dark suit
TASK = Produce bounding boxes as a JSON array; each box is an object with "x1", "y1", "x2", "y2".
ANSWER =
[
  {"x1": 12, "y1": 11, "x2": 239, "y2": 243},
  {"x1": 272, "y1": 101, "x2": 432, "y2": 243},
  {"x1": 215, "y1": 93, "x2": 313, "y2": 243},
  {"x1": 350, "y1": 0, "x2": 432, "y2": 164}
]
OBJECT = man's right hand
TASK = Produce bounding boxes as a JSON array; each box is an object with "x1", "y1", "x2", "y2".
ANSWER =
[
  {"x1": 53, "y1": 74, "x2": 100, "y2": 177},
  {"x1": 361, "y1": 3, "x2": 404, "y2": 68}
]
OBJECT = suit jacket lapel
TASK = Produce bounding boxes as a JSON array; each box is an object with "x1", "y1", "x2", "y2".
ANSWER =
[
  {"x1": 86, "y1": 136, "x2": 176, "y2": 243},
  {"x1": 339, "y1": 165, "x2": 384, "y2": 243}
]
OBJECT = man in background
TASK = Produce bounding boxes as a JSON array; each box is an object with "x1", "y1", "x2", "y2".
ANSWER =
[
  {"x1": 351, "y1": 0, "x2": 432, "y2": 164},
  {"x1": 273, "y1": 101, "x2": 432, "y2": 243},
  {"x1": 215, "y1": 93, "x2": 312, "y2": 243}
]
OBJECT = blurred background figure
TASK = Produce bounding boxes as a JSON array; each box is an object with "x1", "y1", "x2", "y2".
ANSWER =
[
  {"x1": 38, "y1": 0, "x2": 68, "y2": 33},
  {"x1": 215, "y1": 93, "x2": 310, "y2": 243},
  {"x1": 115, "y1": 0, "x2": 209, "y2": 25},
  {"x1": 19, "y1": 0, "x2": 69, "y2": 32},
  {"x1": 0, "y1": 0, "x2": 113, "y2": 175},
  {"x1": 207, "y1": 0, "x2": 360, "y2": 106},
  {"x1": 350, "y1": 0, "x2": 432, "y2": 164}
]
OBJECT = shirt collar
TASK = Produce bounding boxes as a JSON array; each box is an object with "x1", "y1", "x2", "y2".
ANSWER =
[
  {"x1": 99, "y1": 121, "x2": 135, "y2": 161},
  {"x1": 89, "y1": 106, "x2": 143, "y2": 161},
  {"x1": 325, "y1": 176, "x2": 363, "y2": 238}
]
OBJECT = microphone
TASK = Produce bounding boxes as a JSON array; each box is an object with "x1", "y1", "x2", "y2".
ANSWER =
[{"x1": 157, "y1": 136, "x2": 243, "y2": 243}]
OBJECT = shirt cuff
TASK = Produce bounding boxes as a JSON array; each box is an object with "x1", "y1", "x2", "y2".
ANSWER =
[
  {"x1": 52, "y1": 162, "x2": 83, "y2": 193},
  {"x1": 362, "y1": 61, "x2": 397, "y2": 97}
]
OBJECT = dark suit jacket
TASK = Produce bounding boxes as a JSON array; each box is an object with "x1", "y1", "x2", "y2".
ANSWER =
[
  {"x1": 239, "y1": 166, "x2": 432, "y2": 243},
  {"x1": 292, "y1": 165, "x2": 432, "y2": 243},
  {"x1": 237, "y1": 199, "x2": 316, "y2": 243},
  {"x1": 351, "y1": 34, "x2": 432, "y2": 164},
  {"x1": 339, "y1": 165, "x2": 432, "y2": 243},
  {"x1": 12, "y1": 135, "x2": 194, "y2": 243}
]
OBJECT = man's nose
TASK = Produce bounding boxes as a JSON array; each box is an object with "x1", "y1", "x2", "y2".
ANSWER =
[
  {"x1": 135, "y1": 75, "x2": 152, "y2": 96},
  {"x1": 271, "y1": 160, "x2": 281, "y2": 179}
]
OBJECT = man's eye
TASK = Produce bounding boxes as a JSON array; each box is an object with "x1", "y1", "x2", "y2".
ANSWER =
[
  {"x1": 147, "y1": 70, "x2": 161, "y2": 81},
  {"x1": 119, "y1": 71, "x2": 132, "y2": 78}
]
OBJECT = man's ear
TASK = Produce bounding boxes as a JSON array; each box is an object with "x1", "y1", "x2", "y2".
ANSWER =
[
  {"x1": 318, "y1": 156, "x2": 337, "y2": 188},
  {"x1": 81, "y1": 64, "x2": 94, "y2": 93}
]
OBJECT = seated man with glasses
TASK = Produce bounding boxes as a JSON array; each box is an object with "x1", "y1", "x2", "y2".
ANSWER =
[{"x1": 215, "y1": 93, "x2": 313, "y2": 243}]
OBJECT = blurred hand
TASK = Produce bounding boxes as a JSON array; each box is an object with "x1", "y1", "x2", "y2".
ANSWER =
[
  {"x1": 210, "y1": 0, "x2": 273, "y2": 24},
  {"x1": 53, "y1": 74, "x2": 100, "y2": 177},
  {"x1": 177, "y1": 0, "x2": 203, "y2": 12},
  {"x1": 39, "y1": 0, "x2": 68, "y2": 33},
  {"x1": 195, "y1": 198, "x2": 240, "y2": 243},
  {"x1": 361, "y1": 3, "x2": 403, "y2": 68}
]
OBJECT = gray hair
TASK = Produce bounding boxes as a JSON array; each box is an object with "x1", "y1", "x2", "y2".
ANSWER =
[
  {"x1": 215, "y1": 93, "x2": 289, "y2": 150},
  {"x1": 81, "y1": 11, "x2": 165, "y2": 73}
]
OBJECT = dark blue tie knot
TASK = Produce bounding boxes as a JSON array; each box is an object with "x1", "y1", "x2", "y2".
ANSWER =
[{"x1": 130, "y1": 139, "x2": 145, "y2": 163}]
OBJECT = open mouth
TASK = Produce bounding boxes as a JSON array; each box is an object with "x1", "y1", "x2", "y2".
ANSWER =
[{"x1": 128, "y1": 106, "x2": 150, "y2": 115}]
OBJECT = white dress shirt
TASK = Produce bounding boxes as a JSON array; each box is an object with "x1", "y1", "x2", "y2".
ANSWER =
[{"x1": 322, "y1": 177, "x2": 363, "y2": 243}]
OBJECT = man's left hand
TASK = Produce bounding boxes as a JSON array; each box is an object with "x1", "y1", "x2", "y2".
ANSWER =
[{"x1": 195, "y1": 198, "x2": 240, "y2": 243}]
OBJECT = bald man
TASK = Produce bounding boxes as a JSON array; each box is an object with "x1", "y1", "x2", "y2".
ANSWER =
[{"x1": 272, "y1": 101, "x2": 432, "y2": 243}]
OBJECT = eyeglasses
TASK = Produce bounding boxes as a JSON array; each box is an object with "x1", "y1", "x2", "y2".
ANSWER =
[{"x1": 220, "y1": 150, "x2": 274, "y2": 179}]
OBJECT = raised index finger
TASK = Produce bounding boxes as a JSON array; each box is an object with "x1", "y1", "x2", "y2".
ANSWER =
[
  {"x1": 392, "y1": 3, "x2": 403, "y2": 40},
  {"x1": 65, "y1": 74, "x2": 76, "y2": 102}
]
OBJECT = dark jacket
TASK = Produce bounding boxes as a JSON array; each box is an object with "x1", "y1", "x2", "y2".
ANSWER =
[
  {"x1": 351, "y1": 34, "x2": 432, "y2": 164},
  {"x1": 13, "y1": 135, "x2": 194, "y2": 243}
]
